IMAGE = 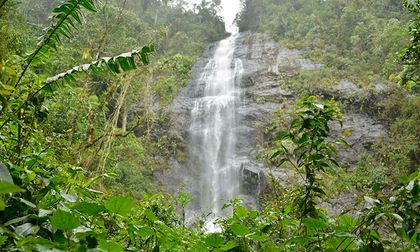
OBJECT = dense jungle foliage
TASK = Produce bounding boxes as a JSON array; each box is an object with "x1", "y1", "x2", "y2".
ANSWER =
[
  {"x1": 0, "y1": 0, "x2": 419, "y2": 251},
  {"x1": 1, "y1": 0, "x2": 226, "y2": 194},
  {"x1": 239, "y1": 0, "x2": 420, "y2": 208},
  {"x1": 238, "y1": 0, "x2": 418, "y2": 90}
]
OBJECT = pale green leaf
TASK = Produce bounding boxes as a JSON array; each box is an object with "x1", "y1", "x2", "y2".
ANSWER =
[
  {"x1": 104, "y1": 196, "x2": 133, "y2": 216},
  {"x1": 0, "y1": 181, "x2": 24, "y2": 194},
  {"x1": 98, "y1": 239, "x2": 123, "y2": 252},
  {"x1": 230, "y1": 223, "x2": 250, "y2": 237},
  {"x1": 220, "y1": 240, "x2": 238, "y2": 251}
]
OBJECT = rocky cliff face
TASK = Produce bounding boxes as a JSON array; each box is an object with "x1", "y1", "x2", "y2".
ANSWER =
[{"x1": 155, "y1": 32, "x2": 389, "y2": 213}]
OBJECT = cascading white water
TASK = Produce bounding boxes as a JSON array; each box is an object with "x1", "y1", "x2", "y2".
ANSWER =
[
  {"x1": 188, "y1": 34, "x2": 244, "y2": 230},
  {"x1": 182, "y1": 0, "x2": 244, "y2": 232}
]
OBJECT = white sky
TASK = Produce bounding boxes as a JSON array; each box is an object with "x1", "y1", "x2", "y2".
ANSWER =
[{"x1": 184, "y1": 0, "x2": 243, "y2": 33}]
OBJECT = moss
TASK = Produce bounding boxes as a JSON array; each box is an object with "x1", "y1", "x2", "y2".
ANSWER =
[{"x1": 255, "y1": 96, "x2": 266, "y2": 104}]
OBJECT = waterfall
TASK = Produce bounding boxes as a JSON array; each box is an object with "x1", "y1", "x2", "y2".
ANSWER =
[{"x1": 188, "y1": 34, "x2": 244, "y2": 230}]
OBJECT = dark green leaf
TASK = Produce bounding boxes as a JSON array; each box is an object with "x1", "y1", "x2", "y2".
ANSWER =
[
  {"x1": 74, "y1": 202, "x2": 106, "y2": 216},
  {"x1": 41, "y1": 83, "x2": 53, "y2": 93},
  {"x1": 276, "y1": 131, "x2": 291, "y2": 140},
  {"x1": 276, "y1": 157, "x2": 289, "y2": 166},
  {"x1": 79, "y1": 0, "x2": 96, "y2": 12},
  {"x1": 45, "y1": 50, "x2": 153, "y2": 84},
  {"x1": 50, "y1": 210, "x2": 80, "y2": 231},
  {"x1": 270, "y1": 150, "x2": 281, "y2": 159},
  {"x1": 312, "y1": 186, "x2": 326, "y2": 195},
  {"x1": 140, "y1": 53, "x2": 149, "y2": 65}
]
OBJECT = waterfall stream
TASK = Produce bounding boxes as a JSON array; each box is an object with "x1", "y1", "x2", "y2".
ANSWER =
[{"x1": 188, "y1": 34, "x2": 244, "y2": 231}]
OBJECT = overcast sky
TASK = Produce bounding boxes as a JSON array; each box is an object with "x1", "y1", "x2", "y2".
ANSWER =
[{"x1": 185, "y1": 0, "x2": 242, "y2": 33}]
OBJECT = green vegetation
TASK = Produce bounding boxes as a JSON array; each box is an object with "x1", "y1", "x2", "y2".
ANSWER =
[
  {"x1": 238, "y1": 0, "x2": 419, "y2": 250},
  {"x1": 400, "y1": 0, "x2": 420, "y2": 92},
  {"x1": 238, "y1": 0, "x2": 412, "y2": 87},
  {"x1": 1, "y1": 0, "x2": 226, "y2": 194},
  {"x1": 239, "y1": 0, "x2": 419, "y2": 203},
  {"x1": 2, "y1": 86, "x2": 418, "y2": 250},
  {"x1": 270, "y1": 97, "x2": 346, "y2": 220},
  {"x1": 0, "y1": 0, "x2": 224, "y2": 249},
  {"x1": 0, "y1": 0, "x2": 418, "y2": 251}
]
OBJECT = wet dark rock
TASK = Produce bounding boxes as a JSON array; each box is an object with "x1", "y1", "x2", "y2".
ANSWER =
[
  {"x1": 334, "y1": 113, "x2": 387, "y2": 170},
  {"x1": 238, "y1": 194, "x2": 259, "y2": 210},
  {"x1": 319, "y1": 194, "x2": 361, "y2": 217},
  {"x1": 241, "y1": 163, "x2": 266, "y2": 195},
  {"x1": 333, "y1": 80, "x2": 363, "y2": 96},
  {"x1": 153, "y1": 158, "x2": 193, "y2": 194}
]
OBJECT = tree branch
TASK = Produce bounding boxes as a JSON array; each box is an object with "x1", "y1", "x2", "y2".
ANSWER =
[{"x1": 79, "y1": 119, "x2": 141, "y2": 151}]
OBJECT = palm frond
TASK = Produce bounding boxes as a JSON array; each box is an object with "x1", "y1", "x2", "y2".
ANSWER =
[{"x1": 43, "y1": 45, "x2": 154, "y2": 88}]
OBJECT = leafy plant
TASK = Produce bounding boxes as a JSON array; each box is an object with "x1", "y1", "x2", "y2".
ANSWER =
[
  {"x1": 270, "y1": 96, "x2": 346, "y2": 220},
  {"x1": 399, "y1": 0, "x2": 420, "y2": 93},
  {"x1": 14, "y1": 0, "x2": 97, "y2": 90}
]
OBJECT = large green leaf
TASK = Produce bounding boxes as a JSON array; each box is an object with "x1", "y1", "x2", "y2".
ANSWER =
[
  {"x1": 249, "y1": 233, "x2": 269, "y2": 241},
  {"x1": 234, "y1": 205, "x2": 249, "y2": 218},
  {"x1": 104, "y1": 196, "x2": 133, "y2": 216},
  {"x1": 50, "y1": 210, "x2": 80, "y2": 231},
  {"x1": 220, "y1": 240, "x2": 239, "y2": 251},
  {"x1": 303, "y1": 217, "x2": 328, "y2": 231},
  {"x1": 98, "y1": 239, "x2": 124, "y2": 252},
  {"x1": 205, "y1": 233, "x2": 224, "y2": 247},
  {"x1": 230, "y1": 223, "x2": 250, "y2": 237},
  {"x1": 0, "y1": 181, "x2": 24, "y2": 194},
  {"x1": 0, "y1": 200, "x2": 5, "y2": 211}
]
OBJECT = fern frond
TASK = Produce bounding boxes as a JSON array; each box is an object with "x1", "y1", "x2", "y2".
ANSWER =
[
  {"x1": 39, "y1": 0, "x2": 96, "y2": 52},
  {"x1": 43, "y1": 45, "x2": 154, "y2": 86},
  {"x1": 15, "y1": 0, "x2": 97, "y2": 89}
]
